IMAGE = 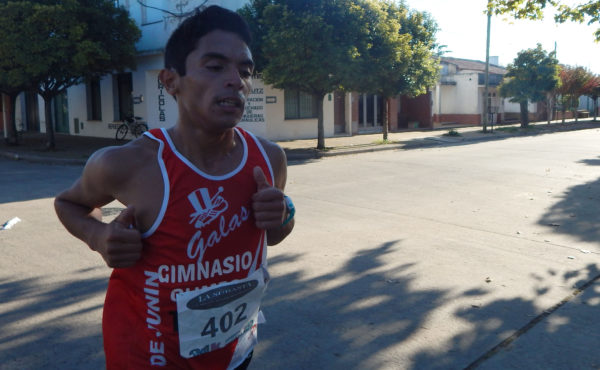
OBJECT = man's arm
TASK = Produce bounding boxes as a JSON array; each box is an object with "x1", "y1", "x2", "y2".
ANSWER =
[
  {"x1": 54, "y1": 147, "x2": 143, "y2": 268},
  {"x1": 252, "y1": 139, "x2": 294, "y2": 246}
]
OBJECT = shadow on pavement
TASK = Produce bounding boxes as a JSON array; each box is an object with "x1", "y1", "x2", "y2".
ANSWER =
[
  {"x1": 539, "y1": 156, "x2": 600, "y2": 244},
  {"x1": 257, "y1": 240, "x2": 600, "y2": 369},
  {"x1": 257, "y1": 240, "x2": 450, "y2": 369},
  {"x1": 0, "y1": 274, "x2": 108, "y2": 369}
]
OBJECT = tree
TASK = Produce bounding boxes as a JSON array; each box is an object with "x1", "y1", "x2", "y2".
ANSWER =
[
  {"x1": 0, "y1": 2, "x2": 36, "y2": 145},
  {"x1": 241, "y1": 0, "x2": 364, "y2": 149},
  {"x1": 0, "y1": 0, "x2": 140, "y2": 149},
  {"x1": 498, "y1": 44, "x2": 560, "y2": 127},
  {"x1": 556, "y1": 65, "x2": 595, "y2": 122},
  {"x1": 349, "y1": 0, "x2": 439, "y2": 141},
  {"x1": 583, "y1": 74, "x2": 600, "y2": 121},
  {"x1": 489, "y1": 0, "x2": 600, "y2": 41}
]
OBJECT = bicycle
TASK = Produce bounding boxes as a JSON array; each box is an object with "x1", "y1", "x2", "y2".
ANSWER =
[{"x1": 115, "y1": 116, "x2": 148, "y2": 140}]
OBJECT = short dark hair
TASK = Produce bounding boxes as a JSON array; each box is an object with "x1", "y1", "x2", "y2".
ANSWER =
[{"x1": 164, "y1": 5, "x2": 252, "y2": 76}]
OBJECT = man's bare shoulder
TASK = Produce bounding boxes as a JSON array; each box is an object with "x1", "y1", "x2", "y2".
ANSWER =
[
  {"x1": 255, "y1": 136, "x2": 287, "y2": 189},
  {"x1": 85, "y1": 136, "x2": 158, "y2": 183},
  {"x1": 255, "y1": 136, "x2": 286, "y2": 167}
]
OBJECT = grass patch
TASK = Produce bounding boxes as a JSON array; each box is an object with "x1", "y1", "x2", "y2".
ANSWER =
[
  {"x1": 443, "y1": 129, "x2": 461, "y2": 137},
  {"x1": 372, "y1": 139, "x2": 398, "y2": 145}
]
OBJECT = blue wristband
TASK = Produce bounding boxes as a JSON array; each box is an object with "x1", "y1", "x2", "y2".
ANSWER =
[{"x1": 282, "y1": 195, "x2": 295, "y2": 226}]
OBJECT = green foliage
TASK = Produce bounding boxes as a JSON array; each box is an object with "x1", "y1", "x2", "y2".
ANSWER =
[
  {"x1": 349, "y1": 1, "x2": 439, "y2": 99},
  {"x1": 444, "y1": 129, "x2": 461, "y2": 137},
  {"x1": 556, "y1": 65, "x2": 596, "y2": 120},
  {"x1": 499, "y1": 44, "x2": 560, "y2": 104},
  {"x1": 252, "y1": 0, "x2": 361, "y2": 96},
  {"x1": 489, "y1": 0, "x2": 600, "y2": 41},
  {"x1": 241, "y1": 0, "x2": 439, "y2": 147},
  {"x1": 499, "y1": 44, "x2": 559, "y2": 127},
  {"x1": 0, "y1": 0, "x2": 140, "y2": 148},
  {"x1": 241, "y1": 0, "x2": 370, "y2": 149}
]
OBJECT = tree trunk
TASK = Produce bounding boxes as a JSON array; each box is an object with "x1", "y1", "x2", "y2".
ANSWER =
[
  {"x1": 316, "y1": 93, "x2": 325, "y2": 150},
  {"x1": 519, "y1": 101, "x2": 529, "y2": 128},
  {"x1": 43, "y1": 95, "x2": 55, "y2": 150},
  {"x1": 382, "y1": 97, "x2": 389, "y2": 141},
  {"x1": 546, "y1": 93, "x2": 552, "y2": 124},
  {"x1": 594, "y1": 97, "x2": 598, "y2": 122}
]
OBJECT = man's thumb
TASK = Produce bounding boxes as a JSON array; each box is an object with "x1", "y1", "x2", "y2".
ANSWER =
[
  {"x1": 114, "y1": 205, "x2": 136, "y2": 228},
  {"x1": 253, "y1": 166, "x2": 270, "y2": 190}
]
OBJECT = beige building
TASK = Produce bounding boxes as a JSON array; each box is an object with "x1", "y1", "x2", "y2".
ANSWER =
[{"x1": 431, "y1": 57, "x2": 538, "y2": 126}]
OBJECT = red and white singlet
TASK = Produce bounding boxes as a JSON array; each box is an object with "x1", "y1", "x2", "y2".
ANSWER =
[{"x1": 102, "y1": 127, "x2": 273, "y2": 369}]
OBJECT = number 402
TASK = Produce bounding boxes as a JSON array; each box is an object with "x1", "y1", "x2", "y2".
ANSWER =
[{"x1": 202, "y1": 303, "x2": 248, "y2": 338}]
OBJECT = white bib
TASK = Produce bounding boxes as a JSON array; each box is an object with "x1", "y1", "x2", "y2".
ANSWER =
[{"x1": 176, "y1": 267, "x2": 268, "y2": 358}]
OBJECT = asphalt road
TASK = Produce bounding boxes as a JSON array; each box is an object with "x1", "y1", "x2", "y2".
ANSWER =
[{"x1": 1, "y1": 128, "x2": 599, "y2": 369}]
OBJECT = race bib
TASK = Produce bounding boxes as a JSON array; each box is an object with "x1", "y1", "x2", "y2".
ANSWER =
[{"x1": 176, "y1": 268, "x2": 267, "y2": 358}]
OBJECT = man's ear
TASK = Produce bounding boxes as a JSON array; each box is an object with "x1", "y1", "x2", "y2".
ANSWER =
[{"x1": 159, "y1": 68, "x2": 179, "y2": 97}]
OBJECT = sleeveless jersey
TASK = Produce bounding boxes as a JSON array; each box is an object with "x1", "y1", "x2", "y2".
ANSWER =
[{"x1": 102, "y1": 127, "x2": 273, "y2": 369}]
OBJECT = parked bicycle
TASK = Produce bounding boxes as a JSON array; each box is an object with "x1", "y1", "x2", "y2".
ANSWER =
[{"x1": 115, "y1": 116, "x2": 148, "y2": 140}]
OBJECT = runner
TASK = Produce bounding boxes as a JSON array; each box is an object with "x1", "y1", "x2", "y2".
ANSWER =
[{"x1": 54, "y1": 6, "x2": 294, "y2": 369}]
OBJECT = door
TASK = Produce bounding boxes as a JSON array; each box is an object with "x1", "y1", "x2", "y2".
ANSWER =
[
  {"x1": 333, "y1": 90, "x2": 345, "y2": 134},
  {"x1": 358, "y1": 94, "x2": 383, "y2": 129},
  {"x1": 115, "y1": 72, "x2": 133, "y2": 121},
  {"x1": 24, "y1": 92, "x2": 40, "y2": 132},
  {"x1": 53, "y1": 92, "x2": 69, "y2": 133}
]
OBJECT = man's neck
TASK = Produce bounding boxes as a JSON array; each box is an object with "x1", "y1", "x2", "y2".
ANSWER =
[{"x1": 167, "y1": 125, "x2": 242, "y2": 175}]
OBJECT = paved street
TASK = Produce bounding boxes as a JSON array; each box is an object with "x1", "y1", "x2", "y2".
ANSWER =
[{"x1": 1, "y1": 128, "x2": 599, "y2": 369}]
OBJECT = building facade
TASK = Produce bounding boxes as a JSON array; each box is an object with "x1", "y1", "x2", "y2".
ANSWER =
[{"x1": 4, "y1": 1, "x2": 563, "y2": 142}]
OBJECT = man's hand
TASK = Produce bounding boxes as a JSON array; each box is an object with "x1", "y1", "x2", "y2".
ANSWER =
[
  {"x1": 252, "y1": 166, "x2": 286, "y2": 230},
  {"x1": 93, "y1": 206, "x2": 143, "y2": 268}
]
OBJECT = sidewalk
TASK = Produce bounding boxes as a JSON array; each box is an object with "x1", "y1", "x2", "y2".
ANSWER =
[{"x1": 1, "y1": 119, "x2": 599, "y2": 165}]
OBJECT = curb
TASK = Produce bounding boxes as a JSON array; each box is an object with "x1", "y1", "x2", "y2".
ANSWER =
[
  {"x1": 0, "y1": 135, "x2": 501, "y2": 165},
  {"x1": 2, "y1": 123, "x2": 598, "y2": 165},
  {"x1": 0, "y1": 150, "x2": 88, "y2": 166}
]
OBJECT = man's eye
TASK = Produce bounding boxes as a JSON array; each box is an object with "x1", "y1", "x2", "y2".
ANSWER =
[
  {"x1": 206, "y1": 65, "x2": 223, "y2": 71},
  {"x1": 240, "y1": 70, "x2": 252, "y2": 79}
]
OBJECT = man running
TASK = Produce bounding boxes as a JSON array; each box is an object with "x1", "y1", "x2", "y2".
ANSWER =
[{"x1": 54, "y1": 6, "x2": 294, "y2": 369}]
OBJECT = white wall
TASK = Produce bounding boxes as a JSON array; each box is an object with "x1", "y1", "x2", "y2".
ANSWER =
[
  {"x1": 261, "y1": 83, "x2": 335, "y2": 141},
  {"x1": 432, "y1": 72, "x2": 480, "y2": 115},
  {"x1": 128, "y1": 0, "x2": 249, "y2": 54}
]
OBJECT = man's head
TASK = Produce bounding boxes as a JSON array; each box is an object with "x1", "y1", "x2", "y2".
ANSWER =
[{"x1": 164, "y1": 5, "x2": 251, "y2": 77}]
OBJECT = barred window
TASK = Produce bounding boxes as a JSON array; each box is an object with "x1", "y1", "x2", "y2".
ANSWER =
[{"x1": 284, "y1": 90, "x2": 318, "y2": 119}]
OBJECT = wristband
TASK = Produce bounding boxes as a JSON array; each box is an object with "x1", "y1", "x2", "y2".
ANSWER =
[{"x1": 282, "y1": 195, "x2": 295, "y2": 226}]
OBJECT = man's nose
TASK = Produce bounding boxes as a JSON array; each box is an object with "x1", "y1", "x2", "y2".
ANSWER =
[{"x1": 225, "y1": 67, "x2": 244, "y2": 89}]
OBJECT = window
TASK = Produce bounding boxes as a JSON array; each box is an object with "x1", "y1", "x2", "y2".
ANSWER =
[
  {"x1": 284, "y1": 90, "x2": 318, "y2": 119},
  {"x1": 86, "y1": 78, "x2": 102, "y2": 121},
  {"x1": 113, "y1": 72, "x2": 133, "y2": 121},
  {"x1": 441, "y1": 64, "x2": 449, "y2": 76}
]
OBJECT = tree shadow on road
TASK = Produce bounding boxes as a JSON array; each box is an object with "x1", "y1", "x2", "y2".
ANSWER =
[
  {"x1": 255, "y1": 240, "x2": 453, "y2": 369},
  {"x1": 0, "y1": 273, "x2": 108, "y2": 369},
  {"x1": 256, "y1": 240, "x2": 600, "y2": 369},
  {"x1": 539, "y1": 156, "x2": 600, "y2": 244}
]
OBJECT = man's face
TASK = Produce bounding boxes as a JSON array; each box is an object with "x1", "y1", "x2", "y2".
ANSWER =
[{"x1": 176, "y1": 30, "x2": 253, "y2": 133}]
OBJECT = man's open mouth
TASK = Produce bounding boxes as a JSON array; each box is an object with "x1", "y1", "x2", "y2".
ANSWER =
[{"x1": 217, "y1": 97, "x2": 243, "y2": 108}]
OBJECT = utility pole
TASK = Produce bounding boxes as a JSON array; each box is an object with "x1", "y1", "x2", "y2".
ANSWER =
[{"x1": 483, "y1": 2, "x2": 491, "y2": 133}]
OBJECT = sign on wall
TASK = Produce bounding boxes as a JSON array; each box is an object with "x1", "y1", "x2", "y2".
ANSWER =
[
  {"x1": 240, "y1": 80, "x2": 265, "y2": 125},
  {"x1": 238, "y1": 79, "x2": 267, "y2": 137}
]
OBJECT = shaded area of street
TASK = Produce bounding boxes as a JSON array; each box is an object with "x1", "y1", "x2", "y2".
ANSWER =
[
  {"x1": 0, "y1": 272, "x2": 108, "y2": 369},
  {"x1": 1, "y1": 127, "x2": 600, "y2": 369}
]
